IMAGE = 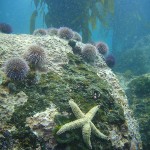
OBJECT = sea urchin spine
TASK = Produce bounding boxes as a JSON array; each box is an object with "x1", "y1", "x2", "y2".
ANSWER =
[
  {"x1": 82, "y1": 44, "x2": 97, "y2": 62},
  {"x1": 4, "y1": 58, "x2": 29, "y2": 80},
  {"x1": 96, "y1": 42, "x2": 109, "y2": 55},
  {"x1": 58, "y1": 27, "x2": 74, "y2": 40},
  {"x1": 25, "y1": 45, "x2": 46, "y2": 68}
]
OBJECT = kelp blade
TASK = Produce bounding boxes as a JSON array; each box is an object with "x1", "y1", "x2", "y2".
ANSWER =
[{"x1": 30, "y1": 10, "x2": 38, "y2": 34}]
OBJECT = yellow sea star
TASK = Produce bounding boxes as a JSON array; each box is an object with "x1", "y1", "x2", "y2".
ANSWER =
[{"x1": 57, "y1": 100, "x2": 108, "y2": 149}]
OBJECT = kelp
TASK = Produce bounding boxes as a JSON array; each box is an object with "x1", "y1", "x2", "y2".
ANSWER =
[
  {"x1": 30, "y1": 0, "x2": 46, "y2": 33},
  {"x1": 81, "y1": 0, "x2": 114, "y2": 41},
  {"x1": 30, "y1": 10, "x2": 38, "y2": 34},
  {"x1": 30, "y1": 0, "x2": 114, "y2": 41},
  {"x1": 81, "y1": 10, "x2": 92, "y2": 42},
  {"x1": 33, "y1": 0, "x2": 40, "y2": 8},
  {"x1": 33, "y1": 0, "x2": 45, "y2": 8}
]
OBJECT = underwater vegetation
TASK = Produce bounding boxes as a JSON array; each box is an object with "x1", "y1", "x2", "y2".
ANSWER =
[
  {"x1": 0, "y1": 28, "x2": 138, "y2": 149},
  {"x1": 0, "y1": 23, "x2": 12, "y2": 34},
  {"x1": 15, "y1": 54, "x2": 124, "y2": 149},
  {"x1": 30, "y1": 0, "x2": 114, "y2": 42},
  {"x1": 0, "y1": 130, "x2": 14, "y2": 149},
  {"x1": 0, "y1": 52, "x2": 125, "y2": 149},
  {"x1": 126, "y1": 74, "x2": 150, "y2": 149}
]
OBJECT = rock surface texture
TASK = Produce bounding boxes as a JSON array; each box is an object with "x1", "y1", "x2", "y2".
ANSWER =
[
  {"x1": 126, "y1": 74, "x2": 150, "y2": 150},
  {"x1": 0, "y1": 33, "x2": 142, "y2": 149}
]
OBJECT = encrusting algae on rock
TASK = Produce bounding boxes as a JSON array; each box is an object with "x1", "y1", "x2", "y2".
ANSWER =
[
  {"x1": 26, "y1": 103, "x2": 59, "y2": 149},
  {"x1": 0, "y1": 32, "x2": 142, "y2": 149}
]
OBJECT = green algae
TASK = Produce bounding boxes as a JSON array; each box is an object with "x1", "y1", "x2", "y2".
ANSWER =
[
  {"x1": 53, "y1": 53, "x2": 125, "y2": 149},
  {"x1": 127, "y1": 74, "x2": 150, "y2": 149},
  {"x1": 128, "y1": 75, "x2": 150, "y2": 98},
  {"x1": 2, "y1": 53, "x2": 125, "y2": 149}
]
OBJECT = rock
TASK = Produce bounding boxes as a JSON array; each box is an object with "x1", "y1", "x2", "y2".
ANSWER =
[
  {"x1": 126, "y1": 74, "x2": 150, "y2": 149},
  {"x1": 0, "y1": 33, "x2": 142, "y2": 149},
  {"x1": 26, "y1": 104, "x2": 58, "y2": 149},
  {"x1": 0, "y1": 90, "x2": 28, "y2": 127}
]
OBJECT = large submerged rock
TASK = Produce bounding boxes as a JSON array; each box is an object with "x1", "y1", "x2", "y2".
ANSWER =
[
  {"x1": 0, "y1": 33, "x2": 142, "y2": 149},
  {"x1": 126, "y1": 74, "x2": 150, "y2": 150}
]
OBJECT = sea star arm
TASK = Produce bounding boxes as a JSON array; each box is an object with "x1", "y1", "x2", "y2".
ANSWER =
[
  {"x1": 85, "y1": 105, "x2": 99, "y2": 120},
  {"x1": 69, "y1": 100, "x2": 85, "y2": 119},
  {"x1": 90, "y1": 122, "x2": 108, "y2": 140},
  {"x1": 82, "y1": 122, "x2": 92, "y2": 149},
  {"x1": 57, "y1": 118, "x2": 86, "y2": 135}
]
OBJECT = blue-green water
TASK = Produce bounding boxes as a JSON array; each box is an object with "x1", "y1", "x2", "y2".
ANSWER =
[
  {"x1": 1, "y1": 0, "x2": 150, "y2": 52},
  {"x1": 0, "y1": 0, "x2": 150, "y2": 149}
]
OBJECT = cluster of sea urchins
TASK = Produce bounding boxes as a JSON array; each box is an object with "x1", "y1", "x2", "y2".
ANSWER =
[
  {"x1": 80, "y1": 41, "x2": 115, "y2": 67},
  {"x1": 4, "y1": 26, "x2": 114, "y2": 82},
  {"x1": 52, "y1": 27, "x2": 114, "y2": 66},
  {"x1": 33, "y1": 27, "x2": 82, "y2": 42},
  {"x1": 46, "y1": 27, "x2": 114, "y2": 67},
  {"x1": 3, "y1": 45, "x2": 46, "y2": 81},
  {"x1": 69, "y1": 38, "x2": 115, "y2": 67}
]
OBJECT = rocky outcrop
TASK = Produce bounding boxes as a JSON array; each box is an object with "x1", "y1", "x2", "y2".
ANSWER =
[
  {"x1": 0, "y1": 33, "x2": 142, "y2": 149},
  {"x1": 126, "y1": 74, "x2": 150, "y2": 150}
]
